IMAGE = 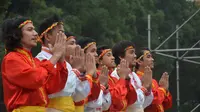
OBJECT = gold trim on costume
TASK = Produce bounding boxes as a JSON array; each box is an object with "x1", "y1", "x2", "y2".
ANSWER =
[
  {"x1": 48, "y1": 96, "x2": 75, "y2": 111},
  {"x1": 15, "y1": 48, "x2": 47, "y2": 106},
  {"x1": 12, "y1": 106, "x2": 46, "y2": 112}
]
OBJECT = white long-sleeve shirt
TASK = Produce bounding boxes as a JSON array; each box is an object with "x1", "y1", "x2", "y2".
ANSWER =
[
  {"x1": 111, "y1": 69, "x2": 153, "y2": 111},
  {"x1": 36, "y1": 46, "x2": 90, "y2": 102}
]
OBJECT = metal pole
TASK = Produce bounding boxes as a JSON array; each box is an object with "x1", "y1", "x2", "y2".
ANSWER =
[
  {"x1": 155, "y1": 52, "x2": 177, "y2": 59},
  {"x1": 155, "y1": 52, "x2": 200, "y2": 65},
  {"x1": 148, "y1": 14, "x2": 151, "y2": 50},
  {"x1": 183, "y1": 59, "x2": 200, "y2": 65},
  {"x1": 152, "y1": 48, "x2": 200, "y2": 52},
  {"x1": 183, "y1": 56, "x2": 200, "y2": 59},
  {"x1": 190, "y1": 103, "x2": 200, "y2": 112},
  {"x1": 176, "y1": 25, "x2": 180, "y2": 112},
  {"x1": 155, "y1": 8, "x2": 200, "y2": 50},
  {"x1": 180, "y1": 40, "x2": 200, "y2": 59}
]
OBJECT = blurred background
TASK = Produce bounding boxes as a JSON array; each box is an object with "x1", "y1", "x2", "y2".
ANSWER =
[{"x1": 1, "y1": 0, "x2": 200, "y2": 112}]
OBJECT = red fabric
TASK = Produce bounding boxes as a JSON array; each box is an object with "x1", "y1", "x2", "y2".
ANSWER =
[
  {"x1": 1, "y1": 48, "x2": 68, "y2": 112},
  {"x1": 106, "y1": 74, "x2": 137, "y2": 111},
  {"x1": 74, "y1": 100, "x2": 85, "y2": 106},
  {"x1": 136, "y1": 71, "x2": 172, "y2": 112}
]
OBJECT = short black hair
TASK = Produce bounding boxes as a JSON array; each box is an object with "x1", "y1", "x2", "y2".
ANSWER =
[
  {"x1": 112, "y1": 40, "x2": 135, "y2": 65},
  {"x1": 77, "y1": 37, "x2": 96, "y2": 52},
  {"x1": 135, "y1": 47, "x2": 151, "y2": 70},
  {"x1": 65, "y1": 32, "x2": 74, "y2": 37},
  {"x1": 1, "y1": 16, "x2": 30, "y2": 53},
  {"x1": 38, "y1": 14, "x2": 62, "y2": 42}
]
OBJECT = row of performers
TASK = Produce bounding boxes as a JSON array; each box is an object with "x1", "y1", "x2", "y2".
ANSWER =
[{"x1": 1, "y1": 15, "x2": 172, "y2": 112}]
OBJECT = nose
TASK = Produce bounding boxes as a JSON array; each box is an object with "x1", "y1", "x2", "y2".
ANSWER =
[
  {"x1": 33, "y1": 30, "x2": 38, "y2": 37},
  {"x1": 95, "y1": 52, "x2": 98, "y2": 57},
  {"x1": 111, "y1": 55, "x2": 115, "y2": 60},
  {"x1": 134, "y1": 53, "x2": 137, "y2": 58}
]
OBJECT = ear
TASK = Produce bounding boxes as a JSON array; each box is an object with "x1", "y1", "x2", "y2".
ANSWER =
[{"x1": 44, "y1": 33, "x2": 51, "y2": 42}]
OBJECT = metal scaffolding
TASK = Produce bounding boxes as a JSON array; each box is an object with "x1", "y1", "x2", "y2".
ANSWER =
[{"x1": 147, "y1": 8, "x2": 200, "y2": 112}]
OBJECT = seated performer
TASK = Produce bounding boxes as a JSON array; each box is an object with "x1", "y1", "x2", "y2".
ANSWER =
[
  {"x1": 1, "y1": 16, "x2": 67, "y2": 112},
  {"x1": 136, "y1": 48, "x2": 172, "y2": 112}
]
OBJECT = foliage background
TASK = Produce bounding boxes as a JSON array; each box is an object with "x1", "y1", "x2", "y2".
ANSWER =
[{"x1": 1, "y1": 0, "x2": 200, "y2": 112}]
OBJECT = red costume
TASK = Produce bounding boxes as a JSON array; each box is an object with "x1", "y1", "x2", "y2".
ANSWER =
[
  {"x1": 1, "y1": 48, "x2": 68, "y2": 112},
  {"x1": 104, "y1": 70, "x2": 137, "y2": 111},
  {"x1": 137, "y1": 71, "x2": 172, "y2": 112}
]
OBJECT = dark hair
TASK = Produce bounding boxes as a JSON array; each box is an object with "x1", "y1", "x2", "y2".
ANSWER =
[
  {"x1": 135, "y1": 47, "x2": 150, "y2": 70},
  {"x1": 38, "y1": 14, "x2": 62, "y2": 43},
  {"x1": 112, "y1": 40, "x2": 135, "y2": 65},
  {"x1": 1, "y1": 16, "x2": 30, "y2": 52},
  {"x1": 65, "y1": 32, "x2": 74, "y2": 37},
  {"x1": 77, "y1": 37, "x2": 96, "y2": 52}
]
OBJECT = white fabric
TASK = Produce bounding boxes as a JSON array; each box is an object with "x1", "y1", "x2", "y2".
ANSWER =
[
  {"x1": 111, "y1": 69, "x2": 153, "y2": 112},
  {"x1": 36, "y1": 46, "x2": 90, "y2": 102},
  {"x1": 102, "y1": 92, "x2": 112, "y2": 111},
  {"x1": 84, "y1": 90, "x2": 111, "y2": 112}
]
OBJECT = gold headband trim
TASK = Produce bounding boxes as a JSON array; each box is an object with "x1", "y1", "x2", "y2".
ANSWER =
[
  {"x1": 137, "y1": 50, "x2": 150, "y2": 61},
  {"x1": 18, "y1": 20, "x2": 32, "y2": 28},
  {"x1": 125, "y1": 46, "x2": 134, "y2": 51},
  {"x1": 83, "y1": 42, "x2": 96, "y2": 50},
  {"x1": 99, "y1": 49, "x2": 111, "y2": 59},
  {"x1": 66, "y1": 36, "x2": 76, "y2": 41},
  {"x1": 39, "y1": 22, "x2": 63, "y2": 39}
]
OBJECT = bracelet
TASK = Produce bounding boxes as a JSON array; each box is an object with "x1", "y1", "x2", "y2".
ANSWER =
[{"x1": 141, "y1": 87, "x2": 151, "y2": 96}]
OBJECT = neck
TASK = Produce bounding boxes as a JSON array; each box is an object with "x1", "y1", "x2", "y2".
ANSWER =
[
  {"x1": 22, "y1": 46, "x2": 31, "y2": 51},
  {"x1": 137, "y1": 67, "x2": 144, "y2": 73},
  {"x1": 43, "y1": 41, "x2": 49, "y2": 48},
  {"x1": 98, "y1": 65, "x2": 113, "y2": 71},
  {"x1": 98, "y1": 65, "x2": 104, "y2": 70},
  {"x1": 129, "y1": 65, "x2": 135, "y2": 72}
]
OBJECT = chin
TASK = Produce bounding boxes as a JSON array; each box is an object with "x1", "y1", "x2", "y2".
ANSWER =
[
  {"x1": 31, "y1": 43, "x2": 37, "y2": 47},
  {"x1": 33, "y1": 43, "x2": 37, "y2": 46},
  {"x1": 112, "y1": 64, "x2": 116, "y2": 68}
]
